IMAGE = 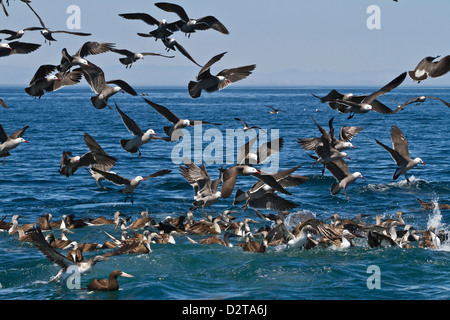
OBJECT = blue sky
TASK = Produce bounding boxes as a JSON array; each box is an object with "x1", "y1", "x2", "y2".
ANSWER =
[{"x1": 1, "y1": 0, "x2": 450, "y2": 85}]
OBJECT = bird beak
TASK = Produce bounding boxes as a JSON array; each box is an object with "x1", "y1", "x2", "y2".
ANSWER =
[
  {"x1": 56, "y1": 78, "x2": 61, "y2": 82},
  {"x1": 120, "y1": 272, "x2": 134, "y2": 278},
  {"x1": 352, "y1": 146, "x2": 356, "y2": 149},
  {"x1": 24, "y1": 140, "x2": 29, "y2": 143},
  {"x1": 153, "y1": 133, "x2": 157, "y2": 136},
  {"x1": 347, "y1": 156, "x2": 351, "y2": 160},
  {"x1": 255, "y1": 170, "x2": 260, "y2": 174},
  {"x1": 86, "y1": 63, "x2": 90, "y2": 67},
  {"x1": 361, "y1": 176, "x2": 365, "y2": 180},
  {"x1": 121, "y1": 90, "x2": 125, "y2": 94},
  {"x1": 142, "y1": 179, "x2": 146, "y2": 182}
]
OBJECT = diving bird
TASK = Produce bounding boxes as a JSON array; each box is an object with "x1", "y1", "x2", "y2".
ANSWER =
[
  {"x1": 119, "y1": 12, "x2": 175, "y2": 40},
  {"x1": 110, "y1": 48, "x2": 174, "y2": 68},
  {"x1": 0, "y1": 40, "x2": 41, "y2": 57},
  {"x1": 58, "y1": 41, "x2": 116, "y2": 72},
  {"x1": 160, "y1": 37, "x2": 202, "y2": 67},
  {"x1": 58, "y1": 132, "x2": 117, "y2": 177},
  {"x1": 188, "y1": 52, "x2": 256, "y2": 98},
  {"x1": 144, "y1": 98, "x2": 221, "y2": 141},
  {"x1": 325, "y1": 158, "x2": 364, "y2": 200},
  {"x1": 25, "y1": 64, "x2": 82, "y2": 99},
  {"x1": 116, "y1": 104, "x2": 163, "y2": 157},
  {"x1": 24, "y1": 2, "x2": 91, "y2": 44},
  {"x1": 390, "y1": 95, "x2": 450, "y2": 114},
  {"x1": 80, "y1": 61, "x2": 138, "y2": 109},
  {"x1": 155, "y1": 2, "x2": 229, "y2": 37},
  {"x1": 0, "y1": 123, "x2": 28, "y2": 166},
  {"x1": 375, "y1": 125, "x2": 425, "y2": 185},
  {"x1": 408, "y1": 55, "x2": 450, "y2": 83},
  {"x1": 91, "y1": 168, "x2": 171, "y2": 204},
  {"x1": 328, "y1": 72, "x2": 406, "y2": 119},
  {"x1": 86, "y1": 270, "x2": 134, "y2": 291}
]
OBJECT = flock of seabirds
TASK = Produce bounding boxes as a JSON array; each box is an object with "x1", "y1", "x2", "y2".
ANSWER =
[{"x1": 1, "y1": 0, "x2": 450, "y2": 292}]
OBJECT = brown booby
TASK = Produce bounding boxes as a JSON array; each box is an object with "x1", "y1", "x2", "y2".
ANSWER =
[{"x1": 87, "y1": 270, "x2": 133, "y2": 291}]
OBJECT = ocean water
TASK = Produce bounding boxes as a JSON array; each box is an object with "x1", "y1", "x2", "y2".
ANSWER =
[{"x1": 0, "y1": 85, "x2": 448, "y2": 300}]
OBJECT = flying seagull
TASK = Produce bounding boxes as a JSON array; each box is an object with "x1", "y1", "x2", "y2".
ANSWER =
[
  {"x1": 154, "y1": 2, "x2": 229, "y2": 37},
  {"x1": 188, "y1": 52, "x2": 256, "y2": 98},
  {"x1": 81, "y1": 61, "x2": 138, "y2": 109},
  {"x1": 58, "y1": 132, "x2": 117, "y2": 177},
  {"x1": 389, "y1": 95, "x2": 450, "y2": 114},
  {"x1": 375, "y1": 125, "x2": 425, "y2": 184},
  {"x1": 144, "y1": 98, "x2": 221, "y2": 141},
  {"x1": 234, "y1": 118, "x2": 263, "y2": 132},
  {"x1": 327, "y1": 72, "x2": 407, "y2": 119},
  {"x1": 110, "y1": 48, "x2": 174, "y2": 68},
  {"x1": 0, "y1": 123, "x2": 28, "y2": 166},
  {"x1": 24, "y1": 2, "x2": 91, "y2": 44},
  {"x1": 58, "y1": 41, "x2": 116, "y2": 72},
  {"x1": 0, "y1": 27, "x2": 42, "y2": 40},
  {"x1": 25, "y1": 64, "x2": 82, "y2": 99},
  {"x1": 0, "y1": 40, "x2": 41, "y2": 57},
  {"x1": 116, "y1": 104, "x2": 163, "y2": 157},
  {"x1": 91, "y1": 168, "x2": 171, "y2": 204},
  {"x1": 119, "y1": 12, "x2": 175, "y2": 40},
  {"x1": 325, "y1": 158, "x2": 364, "y2": 200},
  {"x1": 266, "y1": 105, "x2": 287, "y2": 114},
  {"x1": 408, "y1": 55, "x2": 450, "y2": 83}
]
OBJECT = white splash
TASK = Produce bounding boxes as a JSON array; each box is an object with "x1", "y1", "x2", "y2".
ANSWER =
[
  {"x1": 426, "y1": 198, "x2": 449, "y2": 251},
  {"x1": 364, "y1": 176, "x2": 429, "y2": 192},
  {"x1": 283, "y1": 210, "x2": 317, "y2": 231}
]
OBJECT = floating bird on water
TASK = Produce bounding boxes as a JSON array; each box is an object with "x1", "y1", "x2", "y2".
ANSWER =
[
  {"x1": 145, "y1": 98, "x2": 221, "y2": 141},
  {"x1": 110, "y1": 48, "x2": 174, "y2": 68},
  {"x1": 325, "y1": 158, "x2": 364, "y2": 200},
  {"x1": 0, "y1": 123, "x2": 28, "y2": 166},
  {"x1": 0, "y1": 40, "x2": 41, "y2": 57},
  {"x1": 91, "y1": 168, "x2": 171, "y2": 204},
  {"x1": 188, "y1": 52, "x2": 256, "y2": 98},
  {"x1": 155, "y1": 2, "x2": 229, "y2": 37},
  {"x1": 417, "y1": 198, "x2": 450, "y2": 210},
  {"x1": 25, "y1": 64, "x2": 82, "y2": 99},
  {"x1": 408, "y1": 55, "x2": 450, "y2": 83},
  {"x1": 86, "y1": 270, "x2": 134, "y2": 291},
  {"x1": 374, "y1": 125, "x2": 425, "y2": 185},
  {"x1": 115, "y1": 104, "x2": 162, "y2": 157},
  {"x1": 81, "y1": 61, "x2": 138, "y2": 110},
  {"x1": 389, "y1": 95, "x2": 450, "y2": 114}
]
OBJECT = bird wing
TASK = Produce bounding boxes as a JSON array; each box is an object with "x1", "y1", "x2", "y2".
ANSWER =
[
  {"x1": 9, "y1": 126, "x2": 29, "y2": 139},
  {"x1": 298, "y1": 137, "x2": 322, "y2": 151},
  {"x1": 237, "y1": 133, "x2": 259, "y2": 164},
  {"x1": 189, "y1": 120, "x2": 222, "y2": 126},
  {"x1": 143, "y1": 98, "x2": 180, "y2": 124},
  {"x1": 110, "y1": 48, "x2": 133, "y2": 56},
  {"x1": 257, "y1": 137, "x2": 284, "y2": 164},
  {"x1": 154, "y1": 2, "x2": 190, "y2": 22},
  {"x1": 248, "y1": 193, "x2": 297, "y2": 211},
  {"x1": 251, "y1": 170, "x2": 292, "y2": 195},
  {"x1": 7, "y1": 41, "x2": 41, "y2": 55},
  {"x1": 0, "y1": 123, "x2": 9, "y2": 143},
  {"x1": 370, "y1": 100, "x2": 394, "y2": 114},
  {"x1": 197, "y1": 52, "x2": 227, "y2": 79},
  {"x1": 29, "y1": 64, "x2": 57, "y2": 85},
  {"x1": 141, "y1": 52, "x2": 174, "y2": 58},
  {"x1": 196, "y1": 16, "x2": 229, "y2": 34},
  {"x1": 106, "y1": 80, "x2": 138, "y2": 96},
  {"x1": 215, "y1": 65, "x2": 256, "y2": 90},
  {"x1": 83, "y1": 132, "x2": 111, "y2": 156},
  {"x1": 80, "y1": 61, "x2": 107, "y2": 95},
  {"x1": 143, "y1": 169, "x2": 171, "y2": 180},
  {"x1": 119, "y1": 13, "x2": 160, "y2": 26},
  {"x1": 76, "y1": 41, "x2": 115, "y2": 58},
  {"x1": 49, "y1": 30, "x2": 91, "y2": 36},
  {"x1": 339, "y1": 126, "x2": 365, "y2": 142},
  {"x1": 375, "y1": 138, "x2": 408, "y2": 167},
  {"x1": 115, "y1": 104, "x2": 144, "y2": 137},
  {"x1": 29, "y1": 227, "x2": 76, "y2": 269},
  {"x1": 91, "y1": 168, "x2": 130, "y2": 186},
  {"x1": 48, "y1": 69, "x2": 83, "y2": 92},
  {"x1": 390, "y1": 125, "x2": 411, "y2": 161},
  {"x1": 0, "y1": 29, "x2": 16, "y2": 36},
  {"x1": 220, "y1": 166, "x2": 239, "y2": 199},
  {"x1": 172, "y1": 41, "x2": 202, "y2": 67},
  {"x1": 362, "y1": 72, "x2": 407, "y2": 104},
  {"x1": 325, "y1": 158, "x2": 350, "y2": 182},
  {"x1": 0, "y1": 99, "x2": 6, "y2": 109},
  {"x1": 25, "y1": 2, "x2": 46, "y2": 28},
  {"x1": 311, "y1": 89, "x2": 345, "y2": 103}
]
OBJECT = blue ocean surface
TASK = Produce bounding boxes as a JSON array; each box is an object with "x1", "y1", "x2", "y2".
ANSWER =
[{"x1": 0, "y1": 85, "x2": 448, "y2": 300}]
